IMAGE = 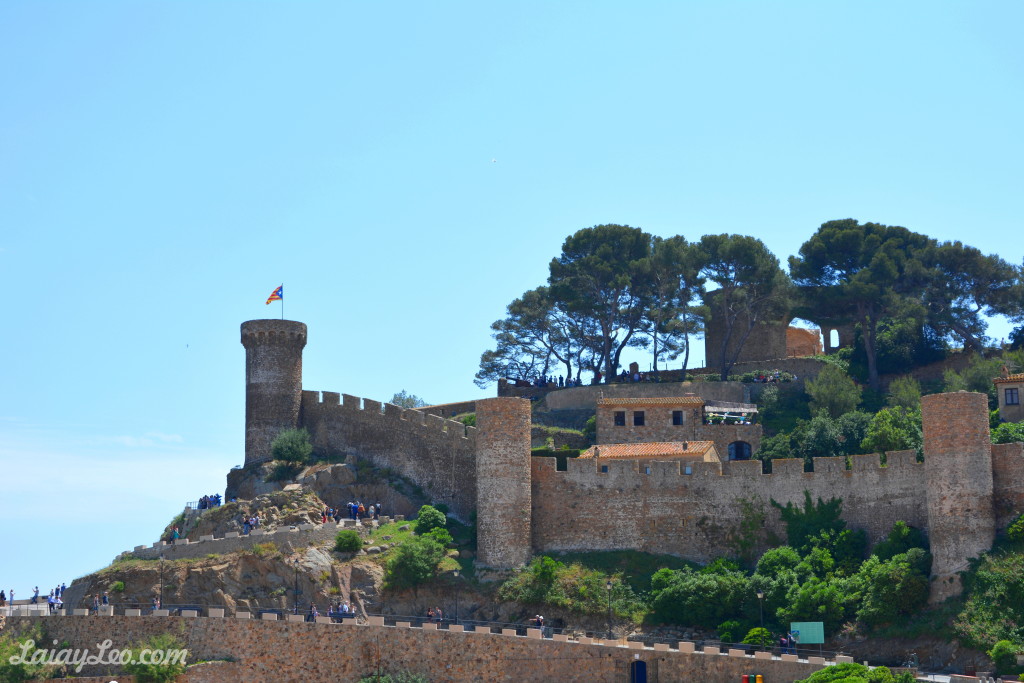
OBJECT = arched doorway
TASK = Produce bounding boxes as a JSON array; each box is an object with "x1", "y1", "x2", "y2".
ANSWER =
[
  {"x1": 728, "y1": 441, "x2": 752, "y2": 461},
  {"x1": 629, "y1": 660, "x2": 648, "y2": 683}
]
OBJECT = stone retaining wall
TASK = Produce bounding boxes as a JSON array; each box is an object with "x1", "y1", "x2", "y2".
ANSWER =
[{"x1": 6, "y1": 614, "x2": 826, "y2": 683}]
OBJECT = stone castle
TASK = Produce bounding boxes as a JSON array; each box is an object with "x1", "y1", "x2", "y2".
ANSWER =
[{"x1": 239, "y1": 319, "x2": 1024, "y2": 602}]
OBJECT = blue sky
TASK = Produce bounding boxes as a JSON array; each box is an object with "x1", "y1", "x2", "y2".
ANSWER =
[{"x1": 1, "y1": 1, "x2": 1021, "y2": 598}]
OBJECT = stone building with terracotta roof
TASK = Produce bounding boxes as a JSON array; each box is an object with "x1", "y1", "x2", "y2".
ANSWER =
[
  {"x1": 994, "y1": 369, "x2": 1024, "y2": 423},
  {"x1": 595, "y1": 395, "x2": 761, "y2": 461}
]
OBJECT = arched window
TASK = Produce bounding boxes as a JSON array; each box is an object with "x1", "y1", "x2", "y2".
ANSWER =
[{"x1": 728, "y1": 441, "x2": 752, "y2": 461}]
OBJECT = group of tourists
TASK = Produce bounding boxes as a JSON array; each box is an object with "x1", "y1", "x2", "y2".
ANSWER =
[
  {"x1": 425, "y1": 606, "x2": 445, "y2": 623},
  {"x1": 196, "y1": 493, "x2": 222, "y2": 509},
  {"x1": 531, "y1": 375, "x2": 583, "y2": 389},
  {"x1": 616, "y1": 369, "x2": 663, "y2": 383},
  {"x1": 2, "y1": 583, "x2": 69, "y2": 613},
  {"x1": 241, "y1": 514, "x2": 262, "y2": 534},
  {"x1": 324, "y1": 501, "x2": 381, "y2": 523}
]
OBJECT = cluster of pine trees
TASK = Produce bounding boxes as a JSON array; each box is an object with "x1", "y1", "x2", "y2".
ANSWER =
[{"x1": 477, "y1": 220, "x2": 1024, "y2": 392}]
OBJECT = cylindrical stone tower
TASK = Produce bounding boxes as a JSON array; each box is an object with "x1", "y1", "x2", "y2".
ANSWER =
[
  {"x1": 923, "y1": 391, "x2": 995, "y2": 603},
  {"x1": 475, "y1": 397, "x2": 532, "y2": 569},
  {"x1": 241, "y1": 319, "x2": 307, "y2": 466}
]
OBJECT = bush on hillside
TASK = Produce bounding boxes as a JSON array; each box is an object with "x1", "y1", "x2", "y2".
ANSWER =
[
  {"x1": 335, "y1": 529, "x2": 362, "y2": 553},
  {"x1": 414, "y1": 505, "x2": 447, "y2": 535},
  {"x1": 805, "y1": 364, "x2": 861, "y2": 418},
  {"x1": 270, "y1": 428, "x2": 313, "y2": 464},
  {"x1": 860, "y1": 407, "x2": 922, "y2": 455},
  {"x1": 1008, "y1": 513, "x2": 1024, "y2": 543},
  {"x1": 385, "y1": 536, "x2": 446, "y2": 590},
  {"x1": 988, "y1": 640, "x2": 1022, "y2": 675},
  {"x1": 742, "y1": 626, "x2": 774, "y2": 649}
]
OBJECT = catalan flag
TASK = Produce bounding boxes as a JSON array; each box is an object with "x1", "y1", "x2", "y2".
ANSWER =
[{"x1": 266, "y1": 285, "x2": 283, "y2": 305}]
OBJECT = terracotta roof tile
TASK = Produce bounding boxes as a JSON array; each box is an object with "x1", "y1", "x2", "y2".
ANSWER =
[
  {"x1": 597, "y1": 397, "x2": 705, "y2": 406},
  {"x1": 994, "y1": 373, "x2": 1024, "y2": 384},
  {"x1": 581, "y1": 441, "x2": 716, "y2": 459}
]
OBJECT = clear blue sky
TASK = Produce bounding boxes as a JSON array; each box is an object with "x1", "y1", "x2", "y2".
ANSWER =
[{"x1": 1, "y1": 1, "x2": 1021, "y2": 598}]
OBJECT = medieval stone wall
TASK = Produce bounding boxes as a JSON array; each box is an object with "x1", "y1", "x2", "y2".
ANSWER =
[
  {"x1": 531, "y1": 451, "x2": 927, "y2": 563},
  {"x1": 991, "y1": 441, "x2": 1024, "y2": 532},
  {"x1": 299, "y1": 391, "x2": 477, "y2": 521},
  {"x1": 6, "y1": 615, "x2": 827, "y2": 682}
]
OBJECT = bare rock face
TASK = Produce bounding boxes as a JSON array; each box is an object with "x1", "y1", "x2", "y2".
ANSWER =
[
  {"x1": 296, "y1": 462, "x2": 357, "y2": 489},
  {"x1": 165, "y1": 489, "x2": 330, "y2": 542},
  {"x1": 64, "y1": 546, "x2": 375, "y2": 615},
  {"x1": 226, "y1": 463, "x2": 286, "y2": 500}
]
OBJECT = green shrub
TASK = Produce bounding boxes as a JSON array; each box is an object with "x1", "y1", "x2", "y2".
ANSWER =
[
  {"x1": 717, "y1": 619, "x2": 742, "y2": 643},
  {"x1": 110, "y1": 580, "x2": 126, "y2": 592},
  {"x1": 989, "y1": 639, "x2": 1022, "y2": 674},
  {"x1": 122, "y1": 633, "x2": 189, "y2": 683},
  {"x1": 993, "y1": 422, "x2": 1024, "y2": 445},
  {"x1": 650, "y1": 566, "x2": 750, "y2": 627},
  {"x1": 742, "y1": 626, "x2": 774, "y2": 649},
  {"x1": 498, "y1": 556, "x2": 645, "y2": 618},
  {"x1": 805, "y1": 365, "x2": 861, "y2": 418},
  {"x1": 386, "y1": 536, "x2": 446, "y2": 590},
  {"x1": 873, "y1": 521, "x2": 929, "y2": 561},
  {"x1": 414, "y1": 505, "x2": 447, "y2": 535},
  {"x1": 1009, "y1": 513, "x2": 1024, "y2": 543},
  {"x1": 425, "y1": 527, "x2": 453, "y2": 546},
  {"x1": 335, "y1": 529, "x2": 362, "y2": 553},
  {"x1": 270, "y1": 428, "x2": 313, "y2": 464}
]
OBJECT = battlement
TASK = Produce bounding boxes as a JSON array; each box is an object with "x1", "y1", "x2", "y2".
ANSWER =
[
  {"x1": 535, "y1": 450, "x2": 921, "y2": 484},
  {"x1": 299, "y1": 389, "x2": 478, "y2": 520},
  {"x1": 303, "y1": 390, "x2": 476, "y2": 442},
  {"x1": 240, "y1": 319, "x2": 308, "y2": 348}
]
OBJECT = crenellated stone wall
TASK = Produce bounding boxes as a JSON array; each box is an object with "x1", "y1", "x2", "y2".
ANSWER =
[
  {"x1": 531, "y1": 451, "x2": 927, "y2": 563},
  {"x1": 299, "y1": 391, "x2": 477, "y2": 520}
]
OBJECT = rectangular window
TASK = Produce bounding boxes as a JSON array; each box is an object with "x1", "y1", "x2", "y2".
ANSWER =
[
  {"x1": 672, "y1": 410, "x2": 684, "y2": 426},
  {"x1": 644, "y1": 466, "x2": 651, "y2": 475},
  {"x1": 1008, "y1": 388, "x2": 1021, "y2": 405},
  {"x1": 684, "y1": 465, "x2": 693, "y2": 475},
  {"x1": 600, "y1": 465, "x2": 609, "y2": 473},
  {"x1": 613, "y1": 411, "x2": 626, "y2": 426},
  {"x1": 633, "y1": 411, "x2": 645, "y2": 426}
]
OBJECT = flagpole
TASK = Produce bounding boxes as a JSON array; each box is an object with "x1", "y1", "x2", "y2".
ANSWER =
[{"x1": 280, "y1": 283, "x2": 284, "y2": 320}]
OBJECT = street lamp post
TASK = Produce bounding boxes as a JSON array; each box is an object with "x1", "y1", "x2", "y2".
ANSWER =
[
  {"x1": 605, "y1": 580, "x2": 613, "y2": 641},
  {"x1": 756, "y1": 590, "x2": 764, "y2": 630},
  {"x1": 453, "y1": 570, "x2": 460, "y2": 625},
  {"x1": 159, "y1": 555, "x2": 164, "y2": 610},
  {"x1": 293, "y1": 559, "x2": 300, "y2": 615}
]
